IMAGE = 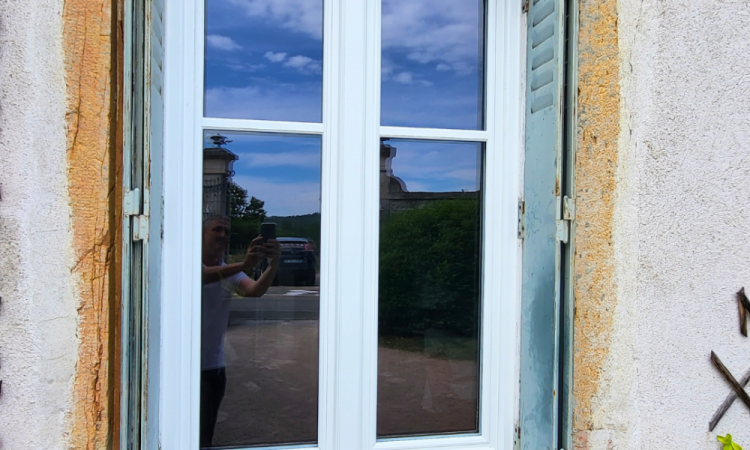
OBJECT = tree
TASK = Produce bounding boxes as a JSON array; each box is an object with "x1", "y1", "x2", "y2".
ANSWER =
[
  {"x1": 246, "y1": 196, "x2": 266, "y2": 222},
  {"x1": 228, "y1": 181, "x2": 266, "y2": 221},
  {"x1": 227, "y1": 181, "x2": 267, "y2": 259}
]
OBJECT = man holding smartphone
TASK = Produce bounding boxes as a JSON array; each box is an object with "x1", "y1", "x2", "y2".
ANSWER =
[{"x1": 200, "y1": 216, "x2": 280, "y2": 448}]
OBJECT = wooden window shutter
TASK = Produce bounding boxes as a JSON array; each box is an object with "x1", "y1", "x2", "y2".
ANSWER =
[
  {"x1": 121, "y1": 0, "x2": 163, "y2": 448},
  {"x1": 519, "y1": 0, "x2": 567, "y2": 449}
]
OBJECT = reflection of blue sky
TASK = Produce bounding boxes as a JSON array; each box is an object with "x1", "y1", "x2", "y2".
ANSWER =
[
  {"x1": 204, "y1": 0, "x2": 323, "y2": 122},
  {"x1": 381, "y1": 0, "x2": 484, "y2": 129},
  {"x1": 204, "y1": 0, "x2": 484, "y2": 128},
  {"x1": 204, "y1": 131, "x2": 321, "y2": 216},
  {"x1": 386, "y1": 140, "x2": 482, "y2": 193}
]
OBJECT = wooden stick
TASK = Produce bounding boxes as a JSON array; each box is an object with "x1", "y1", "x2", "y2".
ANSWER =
[
  {"x1": 739, "y1": 291, "x2": 747, "y2": 337},
  {"x1": 709, "y1": 365, "x2": 750, "y2": 431},
  {"x1": 738, "y1": 288, "x2": 750, "y2": 337},
  {"x1": 739, "y1": 287, "x2": 750, "y2": 312},
  {"x1": 711, "y1": 351, "x2": 750, "y2": 414}
]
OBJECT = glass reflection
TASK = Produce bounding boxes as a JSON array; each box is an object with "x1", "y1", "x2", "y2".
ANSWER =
[
  {"x1": 381, "y1": 0, "x2": 485, "y2": 129},
  {"x1": 377, "y1": 139, "x2": 483, "y2": 438},
  {"x1": 204, "y1": 0, "x2": 323, "y2": 122},
  {"x1": 201, "y1": 131, "x2": 321, "y2": 448}
]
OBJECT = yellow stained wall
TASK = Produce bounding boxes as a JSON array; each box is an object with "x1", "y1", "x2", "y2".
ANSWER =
[
  {"x1": 572, "y1": 0, "x2": 620, "y2": 448},
  {"x1": 63, "y1": 0, "x2": 121, "y2": 447}
]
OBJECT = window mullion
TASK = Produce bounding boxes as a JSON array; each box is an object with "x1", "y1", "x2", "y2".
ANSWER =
[{"x1": 328, "y1": 1, "x2": 381, "y2": 450}]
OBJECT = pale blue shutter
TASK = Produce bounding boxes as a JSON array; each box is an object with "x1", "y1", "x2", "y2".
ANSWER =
[
  {"x1": 121, "y1": 0, "x2": 164, "y2": 448},
  {"x1": 145, "y1": 0, "x2": 164, "y2": 448},
  {"x1": 519, "y1": 0, "x2": 567, "y2": 449}
]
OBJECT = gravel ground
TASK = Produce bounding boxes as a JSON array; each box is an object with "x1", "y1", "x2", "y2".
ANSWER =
[{"x1": 211, "y1": 320, "x2": 478, "y2": 448}]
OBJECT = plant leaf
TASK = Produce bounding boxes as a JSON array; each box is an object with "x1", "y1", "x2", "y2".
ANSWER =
[{"x1": 718, "y1": 434, "x2": 745, "y2": 450}]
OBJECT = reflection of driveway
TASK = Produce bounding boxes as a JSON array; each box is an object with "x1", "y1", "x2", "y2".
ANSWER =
[
  {"x1": 229, "y1": 285, "x2": 319, "y2": 321},
  {"x1": 213, "y1": 319, "x2": 478, "y2": 448}
]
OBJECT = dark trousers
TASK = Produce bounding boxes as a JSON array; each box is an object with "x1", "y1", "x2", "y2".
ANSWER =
[{"x1": 200, "y1": 367, "x2": 227, "y2": 448}]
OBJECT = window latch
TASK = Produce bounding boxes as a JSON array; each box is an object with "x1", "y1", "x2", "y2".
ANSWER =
[{"x1": 124, "y1": 188, "x2": 149, "y2": 241}]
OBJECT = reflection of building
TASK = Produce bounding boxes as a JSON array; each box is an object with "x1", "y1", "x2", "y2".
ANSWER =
[
  {"x1": 203, "y1": 134, "x2": 238, "y2": 219},
  {"x1": 380, "y1": 140, "x2": 479, "y2": 221}
]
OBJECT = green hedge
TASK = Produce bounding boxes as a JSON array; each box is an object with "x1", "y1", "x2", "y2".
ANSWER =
[{"x1": 379, "y1": 199, "x2": 481, "y2": 338}]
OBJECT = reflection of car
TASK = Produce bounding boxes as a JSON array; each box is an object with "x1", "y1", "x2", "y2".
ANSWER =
[{"x1": 273, "y1": 237, "x2": 318, "y2": 286}]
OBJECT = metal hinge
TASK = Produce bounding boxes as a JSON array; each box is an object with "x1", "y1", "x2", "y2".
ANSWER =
[
  {"x1": 518, "y1": 200, "x2": 526, "y2": 239},
  {"x1": 522, "y1": 0, "x2": 529, "y2": 14},
  {"x1": 124, "y1": 188, "x2": 148, "y2": 241},
  {"x1": 556, "y1": 196, "x2": 576, "y2": 243}
]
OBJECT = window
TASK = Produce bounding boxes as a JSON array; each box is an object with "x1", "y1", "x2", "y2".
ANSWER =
[{"x1": 153, "y1": 0, "x2": 526, "y2": 449}]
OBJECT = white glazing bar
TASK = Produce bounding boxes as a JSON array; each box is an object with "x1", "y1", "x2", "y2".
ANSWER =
[
  {"x1": 379, "y1": 126, "x2": 489, "y2": 142},
  {"x1": 361, "y1": 0, "x2": 381, "y2": 446},
  {"x1": 189, "y1": 0, "x2": 206, "y2": 446},
  {"x1": 201, "y1": 117, "x2": 325, "y2": 135},
  {"x1": 480, "y1": 0, "x2": 498, "y2": 444},
  {"x1": 373, "y1": 435, "x2": 489, "y2": 450},
  {"x1": 319, "y1": 0, "x2": 338, "y2": 447}
]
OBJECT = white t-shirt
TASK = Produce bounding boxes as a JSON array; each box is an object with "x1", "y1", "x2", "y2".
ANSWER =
[{"x1": 201, "y1": 264, "x2": 249, "y2": 370}]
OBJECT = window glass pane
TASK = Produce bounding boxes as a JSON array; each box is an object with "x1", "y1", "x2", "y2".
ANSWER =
[
  {"x1": 380, "y1": 0, "x2": 485, "y2": 129},
  {"x1": 377, "y1": 139, "x2": 483, "y2": 438},
  {"x1": 201, "y1": 131, "x2": 321, "y2": 448},
  {"x1": 204, "y1": 0, "x2": 323, "y2": 122}
]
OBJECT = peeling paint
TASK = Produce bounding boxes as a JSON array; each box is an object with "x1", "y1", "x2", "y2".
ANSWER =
[
  {"x1": 572, "y1": 0, "x2": 620, "y2": 444},
  {"x1": 63, "y1": 0, "x2": 121, "y2": 448}
]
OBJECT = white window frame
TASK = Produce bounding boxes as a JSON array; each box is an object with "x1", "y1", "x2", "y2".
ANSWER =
[{"x1": 159, "y1": 0, "x2": 524, "y2": 449}]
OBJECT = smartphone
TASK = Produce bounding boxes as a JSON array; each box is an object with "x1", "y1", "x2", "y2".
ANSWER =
[{"x1": 261, "y1": 222, "x2": 276, "y2": 242}]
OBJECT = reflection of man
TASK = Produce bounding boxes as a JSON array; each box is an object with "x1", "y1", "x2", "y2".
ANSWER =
[{"x1": 200, "y1": 215, "x2": 280, "y2": 448}]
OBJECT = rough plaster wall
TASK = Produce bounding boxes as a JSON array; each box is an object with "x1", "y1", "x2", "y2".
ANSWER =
[
  {"x1": 575, "y1": 0, "x2": 750, "y2": 448},
  {"x1": 0, "y1": 0, "x2": 78, "y2": 448},
  {"x1": 0, "y1": 0, "x2": 117, "y2": 448}
]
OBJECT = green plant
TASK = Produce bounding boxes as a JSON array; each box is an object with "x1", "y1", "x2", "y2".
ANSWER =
[
  {"x1": 718, "y1": 434, "x2": 744, "y2": 450},
  {"x1": 378, "y1": 199, "x2": 481, "y2": 339}
]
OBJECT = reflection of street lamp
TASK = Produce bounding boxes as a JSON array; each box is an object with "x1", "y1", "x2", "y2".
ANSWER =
[{"x1": 203, "y1": 134, "x2": 238, "y2": 218}]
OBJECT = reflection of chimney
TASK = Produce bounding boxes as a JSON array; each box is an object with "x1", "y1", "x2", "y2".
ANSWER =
[
  {"x1": 380, "y1": 140, "x2": 396, "y2": 177},
  {"x1": 380, "y1": 140, "x2": 408, "y2": 222},
  {"x1": 203, "y1": 134, "x2": 239, "y2": 218},
  {"x1": 380, "y1": 139, "x2": 407, "y2": 194}
]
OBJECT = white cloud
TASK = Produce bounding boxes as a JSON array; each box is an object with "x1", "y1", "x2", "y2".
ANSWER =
[
  {"x1": 205, "y1": 84, "x2": 321, "y2": 123},
  {"x1": 283, "y1": 55, "x2": 321, "y2": 74},
  {"x1": 382, "y1": 0, "x2": 481, "y2": 76},
  {"x1": 392, "y1": 72, "x2": 414, "y2": 84},
  {"x1": 264, "y1": 51, "x2": 287, "y2": 62},
  {"x1": 207, "y1": 34, "x2": 243, "y2": 51},
  {"x1": 263, "y1": 52, "x2": 321, "y2": 75},
  {"x1": 227, "y1": 0, "x2": 323, "y2": 40},
  {"x1": 381, "y1": 58, "x2": 396, "y2": 77},
  {"x1": 225, "y1": 61, "x2": 266, "y2": 72}
]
